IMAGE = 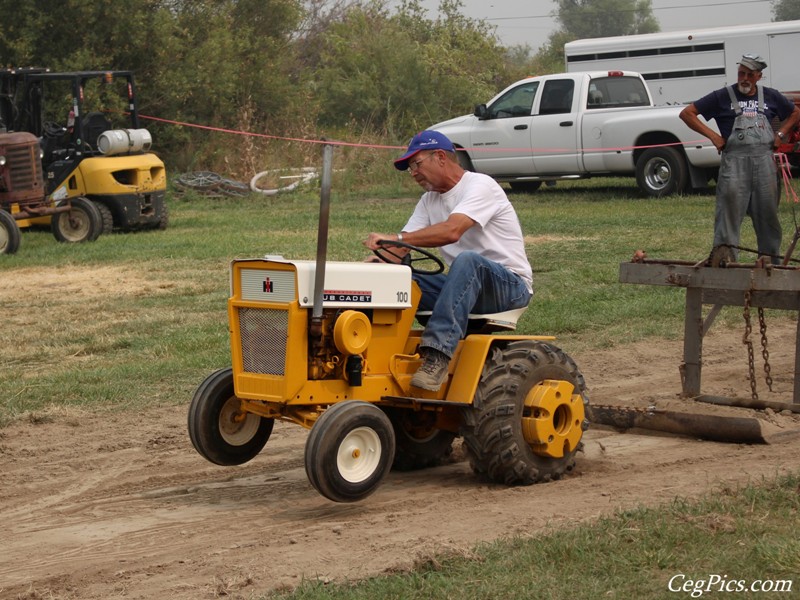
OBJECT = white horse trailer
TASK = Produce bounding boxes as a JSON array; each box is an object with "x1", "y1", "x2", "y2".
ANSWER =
[{"x1": 565, "y1": 21, "x2": 800, "y2": 105}]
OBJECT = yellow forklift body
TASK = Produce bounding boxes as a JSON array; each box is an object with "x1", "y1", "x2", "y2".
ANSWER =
[{"x1": 51, "y1": 153, "x2": 167, "y2": 199}]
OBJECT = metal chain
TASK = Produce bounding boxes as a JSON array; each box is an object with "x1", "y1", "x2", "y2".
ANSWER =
[
  {"x1": 758, "y1": 307, "x2": 774, "y2": 392},
  {"x1": 742, "y1": 291, "x2": 758, "y2": 401},
  {"x1": 728, "y1": 244, "x2": 788, "y2": 264}
]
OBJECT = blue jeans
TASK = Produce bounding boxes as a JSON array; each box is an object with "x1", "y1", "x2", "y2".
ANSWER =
[{"x1": 413, "y1": 251, "x2": 532, "y2": 358}]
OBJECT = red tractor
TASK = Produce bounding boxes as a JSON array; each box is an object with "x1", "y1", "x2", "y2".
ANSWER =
[{"x1": 0, "y1": 129, "x2": 99, "y2": 254}]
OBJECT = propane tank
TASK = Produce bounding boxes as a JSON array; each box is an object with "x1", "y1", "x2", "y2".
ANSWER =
[{"x1": 97, "y1": 129, "x2": 152, "y2": 156}]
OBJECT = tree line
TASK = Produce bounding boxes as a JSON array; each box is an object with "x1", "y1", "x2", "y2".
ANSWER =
[{"x1": 0, "y1": 0, "x2": 794, "y2": 174}]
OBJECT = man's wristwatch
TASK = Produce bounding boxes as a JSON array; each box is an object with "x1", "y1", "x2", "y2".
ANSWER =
[
  {"x1": 397, "y1": 233, "x2": 404, "y2": 242},
  {"x1": 777, "y1": 131, "x2": 786, "y2": 140}
]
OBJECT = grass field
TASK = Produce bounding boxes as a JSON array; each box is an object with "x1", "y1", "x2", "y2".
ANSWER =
[
  {"x1": 2, "y1": 172, "x2": 799, "y2": 599},
  {"x1": 3, "y1": 175, "x2": 798, "y2": 425}
]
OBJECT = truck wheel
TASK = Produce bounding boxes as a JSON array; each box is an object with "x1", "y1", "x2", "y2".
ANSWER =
[
  {"x1": 383, "y1": 407, "x2": 455, "y2": 471},
  {"x1": 188, "y1": 367, "x2": 273, "y2": 465},
  {"x1": 635, "y1": 147, "x2": 687, "y2": 197},
  {"x1": 456, "y1": 149, "x2": 474, "y2": 171},
  {"x1": 462, "y1": 340, "x2": 589, "y2": 485},
  {"x1": 0, "y1": 210, "x2": 21, "y2": 254},
  {"x1": 90, "y1": 200, "x2": 114, "y2": 235},
  {"x1": 304, "y1": 401, "x2": 395, "y2": 502},
  {"x1": 51, "y1": 197, "x2": 103, "y2": 243}
]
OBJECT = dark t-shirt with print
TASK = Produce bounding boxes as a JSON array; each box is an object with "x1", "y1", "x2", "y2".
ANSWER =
[{"x1": 693, "y1": 85, "x2": 795, "y2": 140}]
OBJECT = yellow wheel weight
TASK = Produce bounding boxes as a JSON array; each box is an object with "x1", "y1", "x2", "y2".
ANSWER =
[
  {"x1": 521, "y1": 379, "x2": 585, "y2": 458},
  {"x1": 333, "y1": 310, "x2": 372, "y2": 355}
]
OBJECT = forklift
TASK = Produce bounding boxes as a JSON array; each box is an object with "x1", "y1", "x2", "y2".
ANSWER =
[{"x1": 0, "y1": 68, "x2": 167, "y2": 251}]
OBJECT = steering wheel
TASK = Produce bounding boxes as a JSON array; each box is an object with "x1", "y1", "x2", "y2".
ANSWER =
[
  {"x1": 373, "y1": 239, "x2": 444, "y2": 275},
  {"x1": 43, "y1": 121, "x2": 67, "y2": 138}
]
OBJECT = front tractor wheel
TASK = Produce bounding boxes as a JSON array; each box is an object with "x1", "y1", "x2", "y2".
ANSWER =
[
  {"x1": 51, "y1": 197, "x2": 103, "y2": 243},
  {"x1": 305, "y1": 401, "x2": 395, "y2": 503},
  {"x1": 0, "y1": 210, "x2": 21, "y2": 254},
  {"x1": 462, "y1": 340, "x2": 589, "y2": 486},
  {"x1": 188, "y1": 367, "x2": 274, "y2": 465}
]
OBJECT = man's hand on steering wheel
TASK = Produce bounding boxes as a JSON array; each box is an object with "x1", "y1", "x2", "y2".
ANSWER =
[
  {"x1": 363, "y1": 232, "x2": 407, "y2": 261},
  {"x1": 372, "y1": 239, "x2": 444, "y2": 275}
]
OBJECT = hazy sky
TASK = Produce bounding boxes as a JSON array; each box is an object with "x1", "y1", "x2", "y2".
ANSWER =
[{"x1": 400, "y1": 0, "x2": 776, "y2": 49}]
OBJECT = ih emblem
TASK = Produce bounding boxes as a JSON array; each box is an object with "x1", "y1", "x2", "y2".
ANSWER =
[{"x1": 263, "y1": 277, "x2": 273, "y2": 293}]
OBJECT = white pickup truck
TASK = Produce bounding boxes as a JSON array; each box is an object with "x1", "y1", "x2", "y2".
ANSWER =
[{"x1": 430, "y1": 70, "x2": 721, "y2": 197}]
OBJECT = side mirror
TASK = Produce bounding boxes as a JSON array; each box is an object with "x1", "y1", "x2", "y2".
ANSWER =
[{"x1": 474, "y1": 104, "x2": 489, "y2": 119}]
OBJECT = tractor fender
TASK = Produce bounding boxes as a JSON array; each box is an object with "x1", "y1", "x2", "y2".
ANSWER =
[{"x1": 445, "y1": 334, "x2": 556, "y2": 404}]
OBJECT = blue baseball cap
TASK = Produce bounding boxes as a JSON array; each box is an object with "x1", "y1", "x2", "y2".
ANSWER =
[{"x1": 394, "y1": 130, "x2": 455, "y2": 171}]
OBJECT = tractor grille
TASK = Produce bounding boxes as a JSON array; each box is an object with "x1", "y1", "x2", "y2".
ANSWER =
[
  {"x1": 238, "y1": 307, "x2": 288, "y2": 375},
  {"x1": 7, "y1": 142, "x2": 42, "y2": 191}
]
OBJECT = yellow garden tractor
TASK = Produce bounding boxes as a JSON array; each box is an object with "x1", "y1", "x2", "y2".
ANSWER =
[{"x1": 188, "y1": 146, "x2": 590, "y2": 502}]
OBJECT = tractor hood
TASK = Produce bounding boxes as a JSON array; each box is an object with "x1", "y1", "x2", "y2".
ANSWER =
[{"x1": 231, "y1": 258, "x2": 413, "y2": 309}]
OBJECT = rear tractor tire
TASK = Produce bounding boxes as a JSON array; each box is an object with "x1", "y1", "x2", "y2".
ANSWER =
[
  {"x1": 305, "y1": 401, "x2": 395, "y2": 503},
  {"x1": 188, "y1": 367, "x2": 274, "y2": 465},
  {"x1": 51, "y1": 197, "x2": 103, "y2": 243},
  {"x1": 0, "y1": 210, "x2": 21, "y2": 254},
  {"x1": 462, "y1": 340, "x2": 589, "y2": 485}
]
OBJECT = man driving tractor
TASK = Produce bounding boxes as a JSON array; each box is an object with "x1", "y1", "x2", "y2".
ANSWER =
[{"x1": 364, "y1": 130, "x2": 533, "y2": 391}]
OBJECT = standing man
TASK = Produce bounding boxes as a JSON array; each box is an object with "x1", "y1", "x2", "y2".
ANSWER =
[
  {"x1": 680, "y1": 54, "x2": 800, "y2": 264},
  {"x1": 363, "y1": 130, "x2": 533, "y2": 391}
]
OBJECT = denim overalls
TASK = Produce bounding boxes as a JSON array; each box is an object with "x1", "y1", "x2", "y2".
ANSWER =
[{"x1": 713, "y1": 84, "x2": 780, "y2": 262}]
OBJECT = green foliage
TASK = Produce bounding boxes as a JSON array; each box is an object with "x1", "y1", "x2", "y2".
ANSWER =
[
  {"x1": 491, "y1": 0, "x2": 669, "y2": 95},
  {"x1": 0, "y1": 0, "x2": 192, "y2": 80},
  {"x1": 0, "y1": 0, "x2": 663, "y2": 176},
  {"x1": 555, "y1": 0, "x2": 659, "y2": 39},
  {"x1": 772, "y1": 0, "x2": 800, "y2": 21},
  {"x1": 534, "y1": 29, "x2": 578, "y2": 75},
  {"x1": 311, "y1": 0, "x2": 506, "y2": 138},
  {"x1": 0, "y1": 0, "x2": 309, "y2": 173},
  {"x1": 142, "y1": 0, "x2": 308, "y2": 171}
]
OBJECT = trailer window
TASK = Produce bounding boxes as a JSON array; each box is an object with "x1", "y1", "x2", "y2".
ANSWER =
[
  {"x1": 586, "y1": 77, "x2": 650, "y2": 108},
  {"x1": 488, "y1": 81, "x2": 539, "y2": 119}
]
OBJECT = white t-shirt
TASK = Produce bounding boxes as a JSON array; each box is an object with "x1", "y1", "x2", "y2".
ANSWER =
[{"x1": 403, "y1": 171, "x2": 533, "y2": 292}]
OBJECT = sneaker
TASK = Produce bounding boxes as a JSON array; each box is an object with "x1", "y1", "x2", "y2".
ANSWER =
[{"x1": 410, "y1": 349, "x2": 450, "y2": 391}]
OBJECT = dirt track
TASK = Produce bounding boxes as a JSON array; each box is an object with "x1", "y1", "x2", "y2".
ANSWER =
[{"x1": 2, "y1": 314, "x2": 800, "y2": 600}]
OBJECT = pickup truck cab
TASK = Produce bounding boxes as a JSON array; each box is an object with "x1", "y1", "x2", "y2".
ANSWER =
[{"x1": 430, "y1": 71, "x2": 721, "y2": 197}]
